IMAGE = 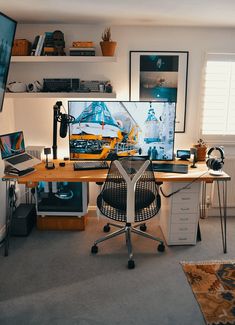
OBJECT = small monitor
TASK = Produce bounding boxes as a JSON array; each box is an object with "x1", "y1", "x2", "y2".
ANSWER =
[
  {"x1": 68, "y1": 101, "x2": 176, "y2": 161},
  {"x1": 0, "y1": 12, "x2": 17, "y2": 113}
]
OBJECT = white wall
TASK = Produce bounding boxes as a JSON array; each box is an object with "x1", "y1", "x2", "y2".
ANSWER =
[
  {"x1": 0, "y1": 99, "x2": 15, "y2": 240},
  {"x1": 1, "y1": 24, "x2": 235, "y2": 229}
]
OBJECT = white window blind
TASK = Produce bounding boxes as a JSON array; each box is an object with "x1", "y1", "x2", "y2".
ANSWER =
[{"x1": 202, "y1": 53, "x2": 235, "y2": 137}]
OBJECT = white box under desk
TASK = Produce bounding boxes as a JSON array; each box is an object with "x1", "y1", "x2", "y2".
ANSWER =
[{"x1": 159, "y1": 182, "x2": 200, "y2": 245}]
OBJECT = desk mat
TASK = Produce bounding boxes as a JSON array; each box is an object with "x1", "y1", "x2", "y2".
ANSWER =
[{"x1": 181, "y1": 260, "x2": 235, "y2": 325}]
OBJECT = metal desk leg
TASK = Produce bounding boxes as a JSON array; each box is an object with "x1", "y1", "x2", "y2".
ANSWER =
[
  {"x1": 217, "y1": 180, "x2": 228, "y2": 253},
  {"x1": 200, "y1": 181, "x2": 207, "y2": 219},
  {"x1": 1, "y1": 179, "x2": 16, "y2": 256}
]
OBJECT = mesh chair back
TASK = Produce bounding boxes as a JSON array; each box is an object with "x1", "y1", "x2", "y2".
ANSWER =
[{"x1": 97, "y1": 156, "x2": 161, "y2": 223}]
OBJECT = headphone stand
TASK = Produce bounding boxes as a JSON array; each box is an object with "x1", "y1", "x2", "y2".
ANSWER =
[{"x1": 208, "y1": 169, "x2": 224, "y2": 176}]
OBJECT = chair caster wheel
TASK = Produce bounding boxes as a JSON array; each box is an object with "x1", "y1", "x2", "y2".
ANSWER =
[
  {"x1": 157, "y1": 243, "x2": 165, "y2": 252},
  {"x1": 140, "y1": 224, "x2": 147, "y2": 231},
  {"x1": 103, "y1": 224, "x2": 110, "y2": 232},
  {"x1": 91, "y1": 245, "x2": 98, "y2": 254},
  {"x1": 128, "y1": 260, "x2": 135, "y2": 269}
]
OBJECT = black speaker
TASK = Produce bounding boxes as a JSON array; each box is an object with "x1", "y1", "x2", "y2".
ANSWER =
[{"x1": 206, "y1": 147, "x2": 225, "y2": 171}]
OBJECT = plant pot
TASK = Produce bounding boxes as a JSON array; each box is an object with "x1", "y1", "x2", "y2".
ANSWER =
[
  {"x1": 100, "y1": 41, "x2": 117, "y2": 56},
  {"x1": 194, "y1": 145, "x2": 207, "y2": 161}
]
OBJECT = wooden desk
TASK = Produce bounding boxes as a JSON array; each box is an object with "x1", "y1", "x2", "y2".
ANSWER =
[
  {"x1": 10, "y1": 160, "x2": 230, "y2": 185},
  {"x1": 2, "y1": 160, "x2": 231, "y2": 256}
]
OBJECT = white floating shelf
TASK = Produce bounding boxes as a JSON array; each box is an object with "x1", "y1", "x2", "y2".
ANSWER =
[
  {"x1": 5, "y1": 92, "x2": 116, "y2": 99},
  {"x1": 11, "y1": 56, "x2": 116, "y2": 63}
]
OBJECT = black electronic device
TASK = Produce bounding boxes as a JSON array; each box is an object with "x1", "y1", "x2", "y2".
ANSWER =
[
  {"x1": 11, "y1": 204, "x2": 36, "y2": 236},
  {"x1": 73, "y1": 161, "x2": 109, "y2": 171},
  {"x1": 59, "y1": 162, "x2": 65, "y2": 167},
  {"x1": 0, "y1": 12, "x2": 17, "y2": 112},
  {"x1": 152, "y1": 163, "x2": 188, "y2": 174},
  {"x1": 43, "y1": 78, "x2": 80, "y2": 92},
  {"x1": 176, "y1": 149, "x2": 190, "y2": 160},
  {"x1": 206, "y1": 147, "x2": 225, "y2": 172}
]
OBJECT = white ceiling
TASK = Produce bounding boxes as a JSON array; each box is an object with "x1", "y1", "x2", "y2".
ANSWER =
[{"x1": 1, "y1": 0, "x2": 235, "y2": 27}]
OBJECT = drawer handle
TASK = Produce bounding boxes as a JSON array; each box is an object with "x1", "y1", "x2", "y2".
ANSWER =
[
  {"x1": 180, "y1": 218, "x2": 189, "y2": 221},
  {"x1": 182, "y1": 198, "x2": 190, "y2": 200},
  {"x1": 181, "y1": 208, "x2": 190, "y2": 211},
  {"x1": 178, "y1": 237, "x2": 188, "y2": 241},
  {"x1": 179, "y1": 228, "x2": 188, "y2": 231}
]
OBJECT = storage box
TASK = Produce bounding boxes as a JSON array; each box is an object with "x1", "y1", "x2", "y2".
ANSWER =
[
  {"x1": 36, "y1": 215, "x2": 87, "y2": 231},
  {"x1": 11, "y1": 204, "x2": 36, "y2": 236},
  {"x1": 12, "y1": 39, "x2": 31, "y2": 56}
]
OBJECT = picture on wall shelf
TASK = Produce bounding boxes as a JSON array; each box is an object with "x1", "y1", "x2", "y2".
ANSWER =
[{"x1": 129, "y1": 51, "x2": 189, "y2": 133}]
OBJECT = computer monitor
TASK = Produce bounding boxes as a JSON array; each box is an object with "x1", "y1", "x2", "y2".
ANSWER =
[
  {"x1": 68, "y1": 101, "x2": 176, "y2": 161},
  {"x1": 0, "y1": 12, "x2": 17, "y2": 113}
]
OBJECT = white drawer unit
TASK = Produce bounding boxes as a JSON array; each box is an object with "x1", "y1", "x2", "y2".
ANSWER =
[{"x1": 159, "y1": 182, "x2": 201, "y2": 245}]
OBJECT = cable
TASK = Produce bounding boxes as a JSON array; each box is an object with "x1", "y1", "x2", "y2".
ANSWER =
[{"x1": 160, "y1": 170, "x2": 209, "y2": 198}]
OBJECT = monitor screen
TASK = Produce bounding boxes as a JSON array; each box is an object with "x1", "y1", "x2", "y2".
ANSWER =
[
  {"x1": 68, "y1": 101, "x2": 176, "y2": 161},
  {"x1": 0, "y1": 12, "x2": 17, "y2": 112},
  {"x1": 0, "y1": 131, "x2": 25, "y2": 160}
]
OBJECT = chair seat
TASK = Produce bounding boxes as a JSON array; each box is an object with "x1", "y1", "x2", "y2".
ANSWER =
[{"x1": 101, "y1": 188, "x2": 155, "y2": 211}]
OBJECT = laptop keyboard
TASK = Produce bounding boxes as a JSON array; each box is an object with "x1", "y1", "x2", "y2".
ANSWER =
[{"x1": 7, "y1": 153, "x2": 33, "y2": 165}]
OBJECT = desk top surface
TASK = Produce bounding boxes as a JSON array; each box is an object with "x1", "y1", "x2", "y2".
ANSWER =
[{"x1": 2, "y1": 160, "x2": 231, "y2": 185}]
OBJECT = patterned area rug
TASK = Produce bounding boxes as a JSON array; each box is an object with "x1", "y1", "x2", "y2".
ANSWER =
[{"x1": 181, "y1": 260, "x2": 235, "y2": 325}]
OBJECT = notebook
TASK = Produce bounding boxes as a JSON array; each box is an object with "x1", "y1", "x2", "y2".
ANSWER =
[{"x1": 0, "y1": 131, "x2": 41, "y2": 171}]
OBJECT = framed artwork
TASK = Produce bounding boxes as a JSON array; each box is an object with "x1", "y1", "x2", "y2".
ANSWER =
[{"x1": 129, "y1": 51, "x2": 189, "y2": 133}]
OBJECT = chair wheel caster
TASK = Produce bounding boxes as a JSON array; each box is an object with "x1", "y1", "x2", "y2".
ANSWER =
[
  {"x1": 103, "y1": 224, "x2": 110, "y2": 232},
  {"x1": 157, "y1": 243, "x2": 165, "y2": 252},
  {"x1": 140, "y1": 224, "x2": 147, "y2": 231},
  {"x1": 128, "y1": 260, "x2": 135, "y2": 269},
  {"x1": 91, "y1": 245, "x2": 98, "y2": 254}
]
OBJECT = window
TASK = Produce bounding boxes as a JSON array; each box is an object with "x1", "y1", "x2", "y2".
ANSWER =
[{"x1": 201, "y1": 53, "x2": 235, "y2": 142}]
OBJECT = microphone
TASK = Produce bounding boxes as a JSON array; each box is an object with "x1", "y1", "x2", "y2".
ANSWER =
[{"x1": 59, "y1": 114, "x2": 69, "y2": 138}]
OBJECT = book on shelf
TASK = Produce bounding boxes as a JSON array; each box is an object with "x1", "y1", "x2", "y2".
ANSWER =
[
  {"x1": 69, "y1": 47, "x2": 96, "y2": 56},
  {"x1": 69, "y1": 47, "x2": 95, "y2": 51},
  {"x1": 70, "y1": 51, "x2": 96, "y2": 56},
  {"x1": 35, "y1": 34, "x2": 46, "y2": 56},
  {"x1": 30, "y1": 35, "x2": 40, "y2": 56},
  {"x1": 72, "y1": 41, "x2": 94, "y2": 48}
]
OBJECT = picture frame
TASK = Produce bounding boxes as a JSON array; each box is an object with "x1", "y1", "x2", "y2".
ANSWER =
[{"x1": 129, "y1": 51, "x2": 189, "y2": 133}]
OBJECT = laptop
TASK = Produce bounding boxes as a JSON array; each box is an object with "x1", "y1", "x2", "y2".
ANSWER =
[{"x1": 0, "y1": 131, "x2": 41, "y2": 171}]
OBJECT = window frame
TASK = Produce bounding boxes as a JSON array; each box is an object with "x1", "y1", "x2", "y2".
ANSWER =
[{"x1": 200, "y1": 52, "x2": 235, "y2": 146}]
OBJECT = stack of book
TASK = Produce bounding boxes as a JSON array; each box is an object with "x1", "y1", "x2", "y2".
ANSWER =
[
  {"x1": 30, "y1": 32, "x2": 57, "y2": 56},
  {"x1": 69, "y1": 41, "x2": 95, "y2": 56}
]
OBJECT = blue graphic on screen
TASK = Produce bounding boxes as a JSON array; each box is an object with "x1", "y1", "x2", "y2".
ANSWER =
[
  {"x1": 68, "y1": 101, "x2": 176, "y2": 161},
  {"x1": 0, "y1": 131, "x2": 25, "y2": 159},
  {"x1": 0, "y1": 13, "x2": 17, "y2": 112}
]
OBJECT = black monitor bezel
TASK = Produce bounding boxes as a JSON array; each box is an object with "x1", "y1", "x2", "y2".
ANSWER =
[
  {"x1": 68, "y1": 100, "x2": 176, "y2": 161},
  {"x1": 0, "y1": 12, "x2": 17, "y2": 113}
]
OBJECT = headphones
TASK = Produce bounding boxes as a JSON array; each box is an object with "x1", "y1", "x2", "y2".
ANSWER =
[{"x1": 206, "y1": 147, "x2": 225, "y2": 171}]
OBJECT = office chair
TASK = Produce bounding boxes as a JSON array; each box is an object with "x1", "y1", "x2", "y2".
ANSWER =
[{"x1": 91, "y1": 156, "x2": 165, "y2": 269}]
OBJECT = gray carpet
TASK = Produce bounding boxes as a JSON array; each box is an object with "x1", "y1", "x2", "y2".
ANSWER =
[{"x1": 0, "y1": 215, "x2": 235, "y2": 325}]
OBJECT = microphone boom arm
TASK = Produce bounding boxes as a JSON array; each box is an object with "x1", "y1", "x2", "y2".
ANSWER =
[{"x1": 52, "y1": 101, "x2": 63, "y2": 159}]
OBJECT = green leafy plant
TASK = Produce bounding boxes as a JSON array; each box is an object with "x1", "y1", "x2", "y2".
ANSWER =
[{"x1": 101, "y1": 27, "x2": 111, "y2": 42}]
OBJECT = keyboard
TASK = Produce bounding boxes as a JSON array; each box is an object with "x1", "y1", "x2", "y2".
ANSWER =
[
  {"x1": 74, "y1": 161, "x2": 109, "y2": 171},
  {"x1": 6, "y1": 153, "x2": 33, "y2": 165},
  {"x1": 152, "y1": 163, "x2": 188, "y2": 174}
]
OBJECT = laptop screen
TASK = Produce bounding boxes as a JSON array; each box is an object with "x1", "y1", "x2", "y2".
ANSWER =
[{"x1": 0, "y1": 131, "x2": 25, "y2": 160}]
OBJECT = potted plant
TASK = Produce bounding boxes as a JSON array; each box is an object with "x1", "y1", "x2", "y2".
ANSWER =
[
  {"x1": 194, "y1": 138, "x2": 207, "y2": 161},
  {"x1": 100, "y1": 27, "x2": 117, "y2": 56}
]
